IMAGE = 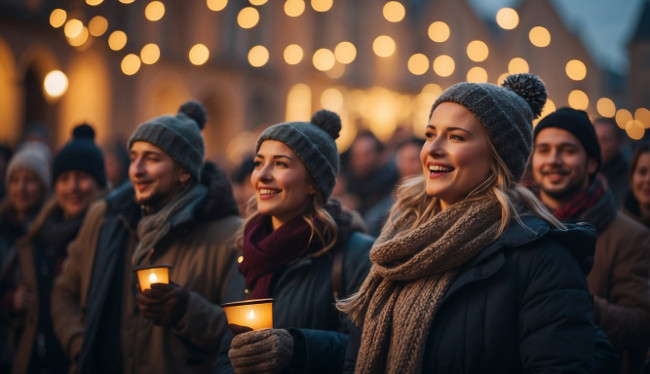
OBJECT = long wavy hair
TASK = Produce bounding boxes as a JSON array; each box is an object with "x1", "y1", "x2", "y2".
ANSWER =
[{"x1": 235, "y1": 179, "x2": 339, "y2": 258}]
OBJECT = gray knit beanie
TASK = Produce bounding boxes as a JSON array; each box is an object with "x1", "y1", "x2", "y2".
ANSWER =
[
  {"x1": 128, "y1": 101, "x2": 206, "y2": 181},
  {"x1": 6, "y1": 145, "x2": 51, "y2": 193},
  {"x1": 430, "y1": 73, "x2": 547, "y2": 181},
  {"x1": 256, "y1": 110, "x2": 341, "y2": 201}
]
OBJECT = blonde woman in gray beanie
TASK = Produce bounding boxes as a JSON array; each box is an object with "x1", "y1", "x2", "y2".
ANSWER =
[
  {"x1": 217, "y1": 110, "x2": 375, "y2": 373},
  {"x1": 338, "y1": 74, "x2": 611, "y2": 373}
]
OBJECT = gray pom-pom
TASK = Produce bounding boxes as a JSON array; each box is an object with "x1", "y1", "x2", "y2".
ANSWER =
[
  {"x1": 179, "y1": 100, "x2": 207, "y2": 130},
  {"x1": 502, "y1": 73, "x2": 547, "y2": 118},
  {"x1": 311, "y1": 109, "x2": 341, "y2": 140},
  {"x1": 72, "y1": 123, "x2": 95, "y2": 140}
]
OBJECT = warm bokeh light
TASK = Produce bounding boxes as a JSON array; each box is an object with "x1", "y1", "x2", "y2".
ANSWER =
[
  {"x1": 237, "y1": 7, "x2": 260, "y2": 29},
  {"x1": 529, "y1": 26, "x2": 551, "y2": 47},
  {"x1": 140, "y1": 43, "x2": 160, "y2": 64},
  {"x1": 565, "y1": 59, "x2": 587, "y2": 81},
  {"x1": 422, "y1": 83, "x2": 443, "y2": 97},
  {"x1": 383, "y1": 1, "x2": 406, "y2": 23},
  {"x1": 334, "y1": 41, "x2": 357, "y2": 64},
  {"x1": 286, "y1": 83, "x2": 312, "y2": 121},
  {"x1": 626, "y1": 120, "x2": 645, "y2": 140},
  {"x1": 43, "y1": 70, "x2": 68, "y2": 98},
  {"x1": 496, "y1": 8, "x2": 519, "y2": 30},
  {"x1": 285, "y1": 0, "x2": 305, "y2": 17},
  {"x1": 207, "y1": 0, "x2": 228, "y2": 11},
  {"x1": 596, "y1": 97, "x2": 616, "y2": 118},
  {"x1": 88, "y1": 16, "x2": 108, "y2": 36},
  {"x1": 497, "y1": 73, "x2": 509, "y2": 84},
  {"x1": 64, "y1": 19, "x2": 84, "y2": 38},
  {"x1": 428, "y1": 21, "x2": 450, "y2": 43},
  {"x1": 86, "y1": 0, "x2": 103, "y2": 5},
  {"x1": 466, "y1": 40, "x2": 488, "y2": 62},
  {"x1": 467, "y1": 67, "x2": 488, "y2": 83},
  {"x1": 248, "y1": 45, "x2": 269, "y2": 67},
  {"x1": 433, "y1": 55, "x2": 455, "y2": 77},
  {"x1": 635, "y1": 108, "x2": 650, "y2": 128},
  {"x1": 508, "y1": 57, "x2": 529, "y2": 74},
  {"x1": 536, "y1": 98, "x2": 556, "y2": 124},
  {"x1": 373, "y1": 35, "x2": 396, "y2": 58},
  {"x1": 250, "y1": 0, "x2": 267, "y2": 5},
  {"x1": 616, "y1": 109, "x2": 633, "y2": 129},
  {"x1": 189, "y1": 44, "x2": 210, "y2": 65},
  {"x1": 568, "y1": 89, "x2": 589, "y2": 110},
  {"x1": 407, "y1": 53, "x2": 429, "y2": 75},
  {"x1": 321, "y1": 87, "x2": 344, "y2": 111},
  {"x1": 121, "y1": 54, "x2": 141, "y2": 75},
  {"x1": 119, "y1": 0, "x2": 135, "y2": 3},
  {"x1": 313, "y1": 48, "x2": 336, "y2": 71},
  {"x1": 311, "y1": 0, "x2": 333, "y2": 12},
  {"x1": 67, "y1": 26, "x2": 89, "y2": 47},
  {"x1": 108, "y1": 30, "x2": 128, "y2": 51},
  {"x1": 145, "y1": 1, "x2": 165, "y2": 22},
  {"x1": 50, "y1": 9, "x2": 67, "y2": 28},
  {"x1": 283, "y1": 44, "x2": 303, "y2": 65},
  {"x1": 325, "y1": 63, "x2": 345, "y2": 79}
]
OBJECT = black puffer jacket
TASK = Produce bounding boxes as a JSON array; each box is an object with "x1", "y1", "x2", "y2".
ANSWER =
[
  {"x1": 344, "y1": 215, "x2": 619, "y2": 373},
  {"x1": 217, "y1": 206, "x2": 374, "y2": 374}
]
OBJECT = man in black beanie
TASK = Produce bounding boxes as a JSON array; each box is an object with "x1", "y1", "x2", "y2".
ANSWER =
[
  {"x1": 531, "y1": 107, "x2": 650, "y2": 373},
  {"x1": 51, "y1": 101, "x2": 242, "y2": 373}
]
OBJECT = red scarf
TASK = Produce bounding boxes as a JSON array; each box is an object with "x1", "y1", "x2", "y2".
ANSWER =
[
  {"x1": 239, "y1": 214, "x2": 321, "y2": 299},
  {"x1": 552, "y1": 175, "x2": 606, "y2": 221}
]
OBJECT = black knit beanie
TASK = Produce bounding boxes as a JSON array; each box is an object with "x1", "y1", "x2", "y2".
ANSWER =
[
  {"x1": 533, "y1": 107, "x2": 601, "y2": 174},
  {"x1": 256, "y1": 110, "x2": 341, "y2": 201},
  {"x1": 52, "y1": 124, "x2": 106, "y2": 187},
  {"x1": 431, "y1": 73, "x2": 547, "y2": 182},
  {"x1": 128, "y1": 101, "x2": 207, "y2": 181}
]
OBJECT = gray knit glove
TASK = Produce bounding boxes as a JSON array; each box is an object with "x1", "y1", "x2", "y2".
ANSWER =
[{"x1": 228, "y1": 328, "x2": 294, "y2": 374}]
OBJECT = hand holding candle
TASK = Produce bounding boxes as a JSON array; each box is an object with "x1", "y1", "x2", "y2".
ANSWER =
[{"x1": 136, "y1": 282, "x2": 189, "y2": 327}]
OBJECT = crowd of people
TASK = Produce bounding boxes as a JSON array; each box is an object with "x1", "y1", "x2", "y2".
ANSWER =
[{"x1": 0, "y1": 73, "x2": 648, "y2": 374}]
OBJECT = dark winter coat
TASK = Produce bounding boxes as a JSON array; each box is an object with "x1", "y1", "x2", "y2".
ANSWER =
[
  {"x1": 345, "y1": 215, "x2": 615, "y2": 373},
  {"x1": 217, "y1": 209, "x2": 374, "y2": 373},
  {"x1": 51, "y1": 162, "x2": 242, "y2": 374}
]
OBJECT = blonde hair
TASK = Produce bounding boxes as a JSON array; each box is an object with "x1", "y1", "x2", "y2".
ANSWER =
[
  {"x1": 389, "y1": 135, "x2": 563, "y2": 236},
  {"x1": 235, "y1": 188, "x2": 339, "y2": 257}
]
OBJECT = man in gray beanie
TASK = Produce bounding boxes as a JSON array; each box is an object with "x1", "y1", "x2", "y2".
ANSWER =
[
  {"x1": 531, "y1": 107, "x2": 650, "y2": 373},
  {"x1": 51, "y1": 101, "x2": 242, "y2": 373}
]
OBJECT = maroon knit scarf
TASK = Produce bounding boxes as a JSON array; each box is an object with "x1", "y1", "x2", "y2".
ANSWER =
[
  {"x1": 239, "y1": 214, "x2": 321, "y2": 299},
  {"x1": 552, "y1": 175, "x2": 605, "y2": 220}
]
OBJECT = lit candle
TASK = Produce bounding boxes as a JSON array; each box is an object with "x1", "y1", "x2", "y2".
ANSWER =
[
  {"x1": 222, "y1": 298, "x2": 275, "y2": 331},
  {"x1": 134, "y1": 264, "x2": 171, "y2": 291}
]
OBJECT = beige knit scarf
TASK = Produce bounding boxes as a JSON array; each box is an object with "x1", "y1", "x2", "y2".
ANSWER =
[{"x1": 346, "y1": 196, "x2": 502, "y2": 374}]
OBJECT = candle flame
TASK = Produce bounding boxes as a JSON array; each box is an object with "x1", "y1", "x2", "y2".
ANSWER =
[
  {"x1": 149, "y1": 272, "x2": 158, "y2": 283},
  {"x1": 248, "y1": 309, "x2": 255, "y2": 320}
]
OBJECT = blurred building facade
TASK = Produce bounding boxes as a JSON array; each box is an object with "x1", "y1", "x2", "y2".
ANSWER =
[{"x1": 0, "y1": 0, "x2": 648, "y2": 165}]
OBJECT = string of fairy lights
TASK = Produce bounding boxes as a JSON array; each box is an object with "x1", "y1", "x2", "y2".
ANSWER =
[{"x1": 42, "y1": 0, "x2": 650, "y2": 140}]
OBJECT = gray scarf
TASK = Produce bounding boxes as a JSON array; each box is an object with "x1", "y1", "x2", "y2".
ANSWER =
[
  {"x1": 132, "y1": 183, "x2": 207, "y2": 266},
  {"x1": 347, "y1": 196, "x2": 502, "y2": 374}
]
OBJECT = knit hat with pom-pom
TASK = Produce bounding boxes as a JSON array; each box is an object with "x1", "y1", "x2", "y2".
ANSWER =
[
  {"x1": 128, "y1": 100, "x2": 207, "y2": 181},
  {"x1": 430, "y1": 73, "x2": 547, "y2": 181},
  {"x1": 256, "y1": 110, "x2": 341, "y2": 201},
  {"x1": 53, "y1": 123, "x2": 106, "y2": 186}
]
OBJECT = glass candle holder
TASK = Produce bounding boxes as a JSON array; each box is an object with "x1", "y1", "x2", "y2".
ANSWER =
[
  {"x1": 134, "y1": 264, "x2": 171, "y2": 291},
  {"x1": 221, "y1": 298, "x2": 275, "y2": 331}
]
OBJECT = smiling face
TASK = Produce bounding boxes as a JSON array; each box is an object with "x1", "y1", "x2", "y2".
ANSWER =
[
  {"x1": 55, "y1": 170, "x2": 100, "y2": 220},
  {"x1": 532, "y1": 127, "x2": 598, "y2": 210},
  {"x1": 8, "y1": 168, "x2": 45, "y2": 219},
  {"x1": 252, "y1": 140, "x2": 316, "y2": 229},
  {"x1": 631, "y1": 152, "x2": 650, "y2": 216},
  {"x1": 129, "y1": 141, "x2": 189, "y2": 209},
  {"x1": 421, "y1": 102, "x2": 492, "y2": 210}
]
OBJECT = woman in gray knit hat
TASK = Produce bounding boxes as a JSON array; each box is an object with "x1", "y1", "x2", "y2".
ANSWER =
[
  {"x1": 217, "y1": 110, "x2": 375, "y2": 373},
  {"x1": 338, "y1": 74, "x2": 614, "y2": 373}
]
